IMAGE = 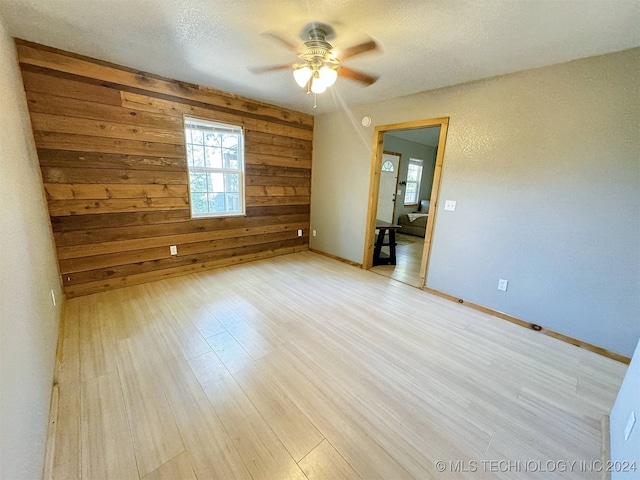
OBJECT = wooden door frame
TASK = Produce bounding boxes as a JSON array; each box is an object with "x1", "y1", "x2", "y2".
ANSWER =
[{"x1": 363, "y1": 117, "x2": 449, "y2": 289}]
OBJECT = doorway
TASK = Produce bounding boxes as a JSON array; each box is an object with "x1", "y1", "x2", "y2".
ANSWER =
[
  {"x1": 363, "y1": 118, "x2": 449, "y2": 289},
  {"x1": 376, "y1": 152, "x2": 401, "y2": 224}
]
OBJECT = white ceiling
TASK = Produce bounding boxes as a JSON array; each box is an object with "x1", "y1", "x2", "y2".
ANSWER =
[{"x1": 1, "y1": 0, "x2": 639, "y2": 115}]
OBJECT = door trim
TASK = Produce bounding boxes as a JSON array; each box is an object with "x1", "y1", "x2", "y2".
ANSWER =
[{"x1": 363, "y1": 117, "x2": 450, "y2": 289}]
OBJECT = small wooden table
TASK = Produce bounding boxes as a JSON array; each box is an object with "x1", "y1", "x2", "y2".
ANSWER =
[{"x1": 373, "y1": 221, "x2": 401, "y2": 266}]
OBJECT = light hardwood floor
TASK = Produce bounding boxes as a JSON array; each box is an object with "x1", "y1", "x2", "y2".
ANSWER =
[
  {"x1": 49, "y1": 251, "x2": 627, "y2": 479},
  {"x1": 371, "y1": 233, "x2": 424, "y2": 287}
]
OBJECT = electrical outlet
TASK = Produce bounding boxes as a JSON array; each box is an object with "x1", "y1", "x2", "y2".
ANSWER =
[
  {"x1": 50, "y1": 289, "x2": 56, "y2": 306},
  {"x1": 170, "y1": 245, "x2": 178, "y2": 255},
  {"x1": 444, "y1": 200, "x2": 456, "y2": 211},
  {"x1": 312, "y1": 230, "x2": 317, "y2": 237},
  {"x1": 297, "y1": 229, "x2": 303, "y2": 237},
  {"x1": 498, "y1": 279, "x2": 509, "y2": 291}
]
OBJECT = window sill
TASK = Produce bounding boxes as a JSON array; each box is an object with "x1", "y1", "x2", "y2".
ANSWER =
[{"x1": 191, "y1": 212, "x2": 246, "y2": 219}]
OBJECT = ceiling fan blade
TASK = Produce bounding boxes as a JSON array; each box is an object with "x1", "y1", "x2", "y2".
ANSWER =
[
  {"x1": 339, "y1": 39, "x2": 379, "y2": 60},
  {"x1": 261, "y1": 31, "x2": 299, "y2": 53},
  {"x1": 249, "y1": 64, "x2": 292, "y2": 74},
  {"x1": 339, "y1": 66, "x2": 379, "y2": 86}
]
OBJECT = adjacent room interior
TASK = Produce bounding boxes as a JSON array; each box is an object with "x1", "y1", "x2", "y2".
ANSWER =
[
  {"x1": 1, "y1": 2, "x2": 638, "y2": 479},
  {"x1": 370, "y1": 124, "x2": 441, "y2": 287}
]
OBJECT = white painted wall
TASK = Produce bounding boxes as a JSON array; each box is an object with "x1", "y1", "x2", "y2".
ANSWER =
[
  {"x1": 0, "y1": 23, "x2": 63, "y2": 479},
  {"x1": 610, "y1": 340, "x2": 640, "y2": 479},
  {"x1": 310, "y1": 48, "x2": 640, "y2": 357}
]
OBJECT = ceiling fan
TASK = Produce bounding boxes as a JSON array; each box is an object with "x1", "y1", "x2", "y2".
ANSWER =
[{"x1": 251, "y1": 22, "x2": 380, "y2": 108}]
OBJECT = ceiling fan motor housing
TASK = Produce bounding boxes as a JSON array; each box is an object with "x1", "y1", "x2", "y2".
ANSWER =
[{"x1": 300, "y1": 28, "x2": 336, "y2": 63}]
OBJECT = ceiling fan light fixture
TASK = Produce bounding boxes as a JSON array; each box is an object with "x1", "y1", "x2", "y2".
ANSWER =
[
  {"x1": 253, "y1": 22, "x2": 378, "y2": 107},
  {"x1": 318, "y1": 65, "x2": 338, "y2": 88},
  {"x1": 293, "y1": 66, "x2": 312, "y2": 87},
  {"x1": 310, "y1": 78, "x2": 327, "y2": 94}
]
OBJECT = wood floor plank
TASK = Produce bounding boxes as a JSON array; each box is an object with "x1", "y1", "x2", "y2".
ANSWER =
[
  {"x1": 205, "y1": 330, "x2": 255, "y2": 374},
  {"x1": 80, "y1": 371, "x2": 138, "y2": 479},
  {"x1": 259, "y1": 345, "x2": 415, "y2": 479},
  {"x1": 51, "y1": 251, "x2": 627, "y2": 479},
  {"x1": 220, "y1": 315, "x2": 282, "y2": 361},
  {"x1": 156, "y1": 357, "x2": 252, "y2": 479},
  {"x1": 50, "y1": 299, "x2": 81, "y2": 479},
  {"x1": 116, "y1": 342, "x2": 185, "y2": 478},
  {"x1": 189, "y1": 351, "x2": 308, "y2": 480},
  {"x1": 141, "y1": 452, "x2": 196, "y2": 480},
  {"x1": 234, "y1": 362, "x2": 325, "y2": 462},
  {"x1": 160, "y1": 277, "x2": 228, "y2": 338},
  {"x1": 141, "y1": 282, "x2": 212, "y2": 360},
  {"x1": 299, "y1": 439, "x2": 362, "y2": 480},
  {"x1": 79, "y1": 296, "x2": 117, "y2": 382}
]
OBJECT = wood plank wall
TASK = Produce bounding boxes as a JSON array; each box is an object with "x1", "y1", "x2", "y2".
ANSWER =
[{"x1": 15, "y1": 40, "x2": 314, "y2": 298}]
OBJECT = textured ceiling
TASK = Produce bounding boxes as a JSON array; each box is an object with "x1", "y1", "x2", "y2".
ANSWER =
[{"x1": 1, "y1": 0, "x2": 639, "y2": 115}]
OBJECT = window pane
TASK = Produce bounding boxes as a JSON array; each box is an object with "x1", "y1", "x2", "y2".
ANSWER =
[
  {"x1": 190, "y1": 129, "x2": 204, "y2": 145},
  {"x1": 204, "y1": 132, "x2": 219, "y2": 146},
  {"x1": 186, "y1": 144, "x2": 194, "y2": 167},
  {"x1": 225, "y1": 173, "x2": 239, "y2": 192},
  {"x1": 189, "y1": 172, "x2": 207, "y2": 192},
  {"x1": 192, "y1": 145, "x2": 205, "y2": 167},
  {"x1": 225, "y1": 193, "x2": 239, "y2": 212},
  {"x1": 204, "y1": 146, "x2": 220, "y2": 168},
  {"x1": 223, "y1": 147, "x2": 239, "y2": 169},
  {"x1": 208, "y1": 172, "x2": 224, "y2": 192},
  {"x1": 190, "y1": 192, "x2": 208, "y2": 214},
  {"x1": 405, "y1": 183, "x2": 417, "y2": 204},
  {"x1": 223, "y1": 134, "x2": 238, "y2": 148},
  {"x1": 207, "y1": 192, "x2": 221, "y2": 212}
]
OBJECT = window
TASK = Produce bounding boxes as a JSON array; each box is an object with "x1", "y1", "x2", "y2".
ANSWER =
[
  {"x1": 184, "y1": 117, "x2": 245, "y2": 217},
  {"x1": 404, "y1": 158, "x2": 423, "y2": 205},
  {"x1": 381, "y1": 160, "x2": 395, "y2": 172}
]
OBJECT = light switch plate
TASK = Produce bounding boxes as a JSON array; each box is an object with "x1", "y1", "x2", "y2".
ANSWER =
[
  {"x1": 498, "y1": 279, "x2": 509, "y2": 291},
  {"x1": 444, "y1": 200, "x2": 456, "y2": 211},
  {"x1": 625, "y1": 411, "x2": 636, "y2": 441},
  {"x1": 170, "y1": 245, "x2": 178, "y2": 255}
]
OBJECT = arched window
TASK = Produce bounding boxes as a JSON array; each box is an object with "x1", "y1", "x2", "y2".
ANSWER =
[{"x1": 381, "y1": 160, "x2": 395, "y2": 172}]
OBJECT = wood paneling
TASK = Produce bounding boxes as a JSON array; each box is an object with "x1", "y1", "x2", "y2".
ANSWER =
[
  {"x1": 35, "y1": 132, "x2": 186, "y2": 157},
  {"x1": 51, "y1": 210, "x2": 191, "y2": 232},
  {"x1": 44, "y1": 184, "x2": 189, "y2": 201},
  {"x1": 120, "y1": 91, "x2": 313, "y2": 141},
  {"x1": 54, "y1": 213, "x2": 309, "y2": 247},
  {"x1": 41, "y1": 167, "x2": 187, "y2": 185},
  {"x1": 37, "y1": 149, "x2": 187, "y2": 171},
  {"x1": 17, "y1": 39, "x2": 313, "y2": 297}
]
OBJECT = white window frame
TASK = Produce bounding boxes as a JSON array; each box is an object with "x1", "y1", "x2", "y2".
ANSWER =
[
  {"x1": 404, "y1": 157, "x2": 424, "y2": 206},
  {"x1": 184, "y1": 116, "x2": 245, "y2": 218}
]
